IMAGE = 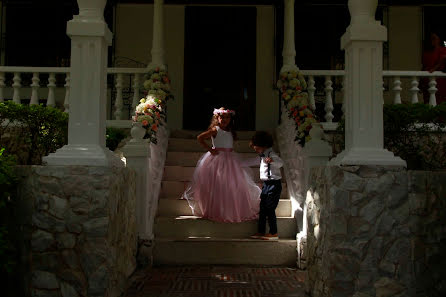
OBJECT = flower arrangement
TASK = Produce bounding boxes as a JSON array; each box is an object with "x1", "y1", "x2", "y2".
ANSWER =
[
  {"x1": 131, "y1": 67, "x2": 173, "y2": 144},
  {"x1": 277, "y1": 70, "x2": 319, "y2": 146},
  {"x1": 143, "y1": 67, "x2": 174, "y2": 102},
  {"x1": 132, "y1": 95, "x2": 163, "y2": 144},
  {"x1": 277, "y1": 70, "x2": 308, "y2": 106}
]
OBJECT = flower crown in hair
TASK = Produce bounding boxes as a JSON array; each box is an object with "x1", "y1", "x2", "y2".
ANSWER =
[{"x1": 213, "y1": 108, "x2": 235, "y2": 116}]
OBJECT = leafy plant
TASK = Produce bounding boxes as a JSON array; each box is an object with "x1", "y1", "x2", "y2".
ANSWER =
[
  {"x1": 106, "y1": 127, "x2": 128, "y2": 151},
  {"x1": 0, "y1": 101, "x2": 68, "y2": 165},
  {"x1": 0, "y1": 148, "x2": 17, "y2": 274},
  {"x1": 332, "y1": 103, "x2": 446, "y2": 170}
]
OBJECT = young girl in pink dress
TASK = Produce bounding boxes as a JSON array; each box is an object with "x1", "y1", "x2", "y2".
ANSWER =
[{"x1": 182, "y1": 107, "x2": 261, "y2": 223}]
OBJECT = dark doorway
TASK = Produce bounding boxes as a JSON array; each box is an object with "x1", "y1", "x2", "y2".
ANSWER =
[{"x1": 183, "y1": 6, "x2": 256, "y2": 131}]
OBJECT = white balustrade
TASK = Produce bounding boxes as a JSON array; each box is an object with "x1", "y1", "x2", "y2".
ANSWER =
[
  {"x1": 392, "y1": 76, "x2": 402, "y2": 104},
  {"x1": 30, "y1": 73, "x2": 40, "y2": 105},
  {"x1": 324, "y1": 76, "x2": 334, "y2": 123},
  {"x1": 64, "y1": 73, "x2": 70, "y2": 113},
  {"x1": 410, "y1": 76, "x2": 420, "y2": 104},
  {"x1": 114, "y1": 73, "x2": 124, "y2": 120},
  {"x1": 47, "y1": 73, "x2": 56, "y2": 107},
  {"x1": 428, "y1": 77, "x2": 438, "y2": 107},
  {"x1": 12, "y1": 72, "x2": 21, "y2": 104},
  {"x1": 382, "y1": 70, "x2": 446, "y2": 106},
  {"x1": 307, "y1": 75, "x2": 316, "y2": 111},
  {"x1": 132, "y1": 73, "x2": 140, "y2": 110}
]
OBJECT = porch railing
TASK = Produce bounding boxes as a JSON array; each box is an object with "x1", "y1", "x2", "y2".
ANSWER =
[{"x1": 1, "y1": 66, "x2": 445, "y2": 130}]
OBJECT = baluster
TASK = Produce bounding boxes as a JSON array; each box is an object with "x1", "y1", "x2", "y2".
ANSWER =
[
  {"x1": 0, "y1": 72, "x2": 5, "y2": 102},
  {"x1": 382, "y1": 79, "x2": 385, "y2": 104},
  {"x1": 46, "y1": 73, "x2": 56, "y2": 107},
  {"x1": 308, "y1": 75, "x2": 316, "y2": 111},
  {"x1": 12, "y1": 72, "x2": 21, "y2": 104},
  {"x1": 341, "y1": 75, "x2": 346, "y2": 116},
  {"x1": 410, "y1": 76, "x2": 419, "y2": 104},
  {"x1": 392, "y1": 76, "x2": 402, "y2": 104},
  {"x1": 64, "y1": 73, "x2": 70, "y2": 113},
  {"x1": 114, "y1": 73, "x2": 124, "y2": 120},
  {"x1": 132, "y1": 73, "x2": 140, "y2": 110},
  {"x1": 428, "y1": 77, "x2": 438, "y2": 106},
  {"x1": 30, "y1": 72, "x2": 40, "y2": 105},
  {"x1": 324, "y1": 76, "x2": 334, "y2": 123}
]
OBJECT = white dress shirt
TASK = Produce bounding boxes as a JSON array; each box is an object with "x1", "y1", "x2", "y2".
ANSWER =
[{"x1": 259, "y1": 148, "x2": 283, "y2": 181}]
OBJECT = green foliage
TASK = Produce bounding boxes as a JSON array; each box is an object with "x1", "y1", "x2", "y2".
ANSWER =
[
  {"x1": 0, "y1": 101, "x2": 68, "y2": 165},
  {"x1": 106, "y1": 127, "x2": 128, "y2": 151},
  {"x1": 333, "y1": 103, "x2": 446, "y2": 170},
  {"x1": 0, "y1": 148, "x2": 17, "y2": 274}
]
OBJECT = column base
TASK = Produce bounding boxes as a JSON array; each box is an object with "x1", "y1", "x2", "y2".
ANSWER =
[
  {"x1": 330, "y1": 148, "x2": 407, "y2": 167},
  {"x1": 43, "y1": 144, "x2": 125, "y2": 167}
]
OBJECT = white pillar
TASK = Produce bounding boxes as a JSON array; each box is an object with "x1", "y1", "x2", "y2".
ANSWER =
[
  {"x1": 331, "y1": 0, "x2": 406, "y2": 166},
  {"x1": 44, "y1": 0, "x2": 123, "y2": 167},
  {"x1": 148, "y1": 0, "x2": 165, "y2": 70},
  {"x1": 122, "y1": 123, "x2": 152, "y2": 240},
  {"x1": 280, "y1": 0, "x2": 298, "y2": 73}
]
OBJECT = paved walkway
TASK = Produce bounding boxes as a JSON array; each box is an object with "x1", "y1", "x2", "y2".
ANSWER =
[{"x1": 123, "y1": 266, "x2": 307, "y2": 297}]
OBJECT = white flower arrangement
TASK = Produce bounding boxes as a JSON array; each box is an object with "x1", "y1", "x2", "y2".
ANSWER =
[{"x1": 277, "y1": 69, "x2": 319, "y2": 146}]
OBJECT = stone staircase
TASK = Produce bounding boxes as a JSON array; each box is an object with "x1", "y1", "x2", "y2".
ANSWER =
[{"x1": 153, "y1": 130, "x2": 297, "y2": 266}]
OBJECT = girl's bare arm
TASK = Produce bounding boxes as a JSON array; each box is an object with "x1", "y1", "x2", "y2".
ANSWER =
[{"x1": 197, "y1": 128, "x2": 218, "y2": 154}]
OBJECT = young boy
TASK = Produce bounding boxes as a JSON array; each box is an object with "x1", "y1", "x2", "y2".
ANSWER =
[{"x1": 248, "y1": 131, "x2": 283, "y2": 240}]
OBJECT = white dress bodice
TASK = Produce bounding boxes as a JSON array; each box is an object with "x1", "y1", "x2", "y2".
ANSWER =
[{"x1": 211, "y1": 126, "x2": 233, "y2": 149}]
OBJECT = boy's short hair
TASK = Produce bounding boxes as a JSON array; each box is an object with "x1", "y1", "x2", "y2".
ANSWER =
[{"x1": 251, "y1": 131, "x2": 274, "y2": 148}]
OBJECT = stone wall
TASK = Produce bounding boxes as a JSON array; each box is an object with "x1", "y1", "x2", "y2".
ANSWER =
[
  {"x1": 15, "y1": 165, "x2": 137, "y2": 297},
  {"x1": 305, "y1": 166, "x2": 446, "y2": 297}
]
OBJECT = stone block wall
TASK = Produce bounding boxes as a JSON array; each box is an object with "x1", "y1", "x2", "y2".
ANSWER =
[
  {"x1": 15, "y1": 165, "x2": 137, "y2": 297},
  {"x1": 305, "y1": 166, "x2": 446, "y2": 297}
]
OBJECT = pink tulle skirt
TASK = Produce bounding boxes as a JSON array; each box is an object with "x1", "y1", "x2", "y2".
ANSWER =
[{"x1": 182, "y1": 149, "x2": 261, "y2": 223}]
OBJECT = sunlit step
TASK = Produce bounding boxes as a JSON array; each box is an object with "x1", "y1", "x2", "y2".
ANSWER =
[
  {"x1": 154, "y1": 216, "x2": 297, "y2": 239},
  {"x1": 153, "y1": 237, "x2": 297, "y2": 266},
  {"x1": 157, "y1": 198, "x2": 292, "y2": 217},
  {"x1": 163, "y1": 165, "x2": 261, "y2": 182},
  {"x1": 159, "y1": 180, "x2": 289, "y2": 199}
]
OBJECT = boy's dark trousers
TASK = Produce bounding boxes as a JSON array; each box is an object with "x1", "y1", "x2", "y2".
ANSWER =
[{"x1": 258, "y1": 179, "x2": 282, "y2": 234}]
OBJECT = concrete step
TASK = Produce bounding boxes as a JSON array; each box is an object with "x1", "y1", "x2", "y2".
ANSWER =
[
  {"x1": 159, "y1": 180, "x2": 289, "y2": 199},
  {"x1": 168, "y1": 138, "x2": 253, "y2": 153},
  {"x1": 157, "y1": 198, "x2": 292, "y2": 217},
  {"x1": 154, "y1": 216, "x2": 297, "y2": 239},
  {"x1": 165, "y1": 151, "x2": 259, "y2": 166},
  {"x1": 153, "y1": 238, "x2": 297, "y2": 266},
  {"x1": 170, "y1": 130, "x2": 257, "y2": 140},
  {"x1": 163, "y1": 165, "x2": 261, "y2": 182}
]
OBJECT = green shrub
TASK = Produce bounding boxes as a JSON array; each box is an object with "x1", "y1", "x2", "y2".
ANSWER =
[
  {"x1": 332, "y1": 103, "x2": 446, "y2": 170},
  {"x1": 0, "y1": 101, "x2": 68, "y2": 165},
  {"x1": 0, "y1": 148, "x2": 17, "y2": 274},
  {"x1": 106, "y1": 127, "x2": 128, "y2": 151}
]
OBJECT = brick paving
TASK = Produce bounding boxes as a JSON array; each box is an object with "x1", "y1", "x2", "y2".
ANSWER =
[{"x1": 123, "y1": 266, "x2": 307, "y2": 297}]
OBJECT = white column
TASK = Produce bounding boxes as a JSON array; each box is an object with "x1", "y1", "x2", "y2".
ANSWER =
[
  {"x1": 147, "y1": 0, "x2": 165, "y2": 70},
  {"x1": 122, "y1": 123, "x2": 152, "y2": 240},
  {"x1": 280, "y1": 0, "x2": 298, "y2": 73},
  {"x1": 331, "y1": 0, "x2": 406, "y2": 166},
  {"x1": 44, "y1": 0, "x2": 123, "y2": 167}
]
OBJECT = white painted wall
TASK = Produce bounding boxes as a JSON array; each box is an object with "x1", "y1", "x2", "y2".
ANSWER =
[
  {"x1": 115, "y1": 4, "x2": 184, "y2": 130},
  {"x1": 386, "y1": 6, "x2": 423, "y2": 103},
  {"x1": 115, "y1": 4, "x2": 277, "y2": 131},
  {"x1": 114, "y1": 4, "x2": 424, "y2": 127},
  {"x1": 256, "y1": 6, "x2": 278, "y2": 131}
]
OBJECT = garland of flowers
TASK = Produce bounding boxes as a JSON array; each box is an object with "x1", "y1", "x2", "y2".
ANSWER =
[
  {"x1": 277, "y1": 70, "x2": 318, "y2": 146},
  {"x1": 132, "y1": 67, "x2": 174, "y2": 144}
]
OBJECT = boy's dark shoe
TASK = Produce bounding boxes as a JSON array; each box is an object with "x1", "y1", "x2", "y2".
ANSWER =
[
  {"x1": 250, "y1": 233, "x2": 265, "y2": 239},
  {"x1": 261, "y1": 233, "x2": 279, "y2": 240}
]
